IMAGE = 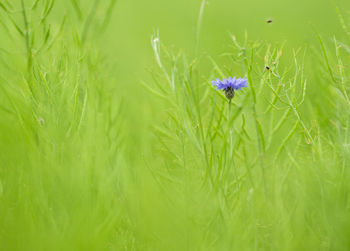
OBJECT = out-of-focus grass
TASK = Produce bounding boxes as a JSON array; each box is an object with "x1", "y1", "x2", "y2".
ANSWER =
[{"x1": 0, "y1": 0, "x2": 350, "y2": 250}]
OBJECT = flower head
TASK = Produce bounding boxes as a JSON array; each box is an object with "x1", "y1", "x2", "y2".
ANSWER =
[{"x1": 212, "y1": 77, "x2": 248, "y2": 100}]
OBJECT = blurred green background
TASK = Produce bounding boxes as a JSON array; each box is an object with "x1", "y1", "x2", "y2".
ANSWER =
[
  {"x1": 1, "y1": 0, "x2": 350, "y2": 250},
  {"x1": 107, "y1": 0, "x2": 348, "y2": 84}
]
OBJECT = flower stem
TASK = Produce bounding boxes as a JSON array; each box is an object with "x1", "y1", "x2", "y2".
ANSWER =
[
  {"x1": 228, "y1": 98, "x2": 232, "y2": 116},
  {"x1": 228, "y1": 98, "x2": 236, "y2": 179}
]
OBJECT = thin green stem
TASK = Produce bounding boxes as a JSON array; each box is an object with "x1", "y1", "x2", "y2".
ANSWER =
[
  {"x1": 20, "y1": 0, "x2": 32, "y2": 71},
  {"x1": 245, "y1": 49, "x2": 267, "y2": 195},
  {"x1": 195, "y1": 0, "x2": 206, "y2": 56},
  {"x1": 82, "y1": 0, "x2": 100, "y2": 44}
]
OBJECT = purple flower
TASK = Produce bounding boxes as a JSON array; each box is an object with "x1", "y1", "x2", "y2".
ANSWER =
[{"x1": 212, "y1": 77, "x2": 248, "y2": 100}]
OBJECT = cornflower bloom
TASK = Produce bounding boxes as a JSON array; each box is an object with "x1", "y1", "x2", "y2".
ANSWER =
[{"x1": 212, "y1": 77, "x2": 248, "y2": 100}]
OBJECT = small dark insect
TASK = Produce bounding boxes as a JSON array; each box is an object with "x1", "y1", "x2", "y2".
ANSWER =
[
  {"x1": 265, "y1": 66, "x2": 270, "y2": 71},
  {"x1": 267, "y1": 19, "x2": 273, "y2": 24}
]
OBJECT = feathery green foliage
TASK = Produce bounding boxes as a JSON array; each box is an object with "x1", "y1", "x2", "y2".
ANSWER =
[{"x1": 0, "y1": 0, "x2": 350, "y2": 250}]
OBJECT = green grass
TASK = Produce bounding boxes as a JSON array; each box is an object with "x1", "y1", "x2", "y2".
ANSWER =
[{"x1": 0, "y1": 0, "x2": 350, "y2": 250}]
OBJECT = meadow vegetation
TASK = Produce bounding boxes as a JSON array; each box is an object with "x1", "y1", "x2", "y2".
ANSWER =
[{"x1": 0, "y1": 0, "x2": 350, "y2": 250}]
